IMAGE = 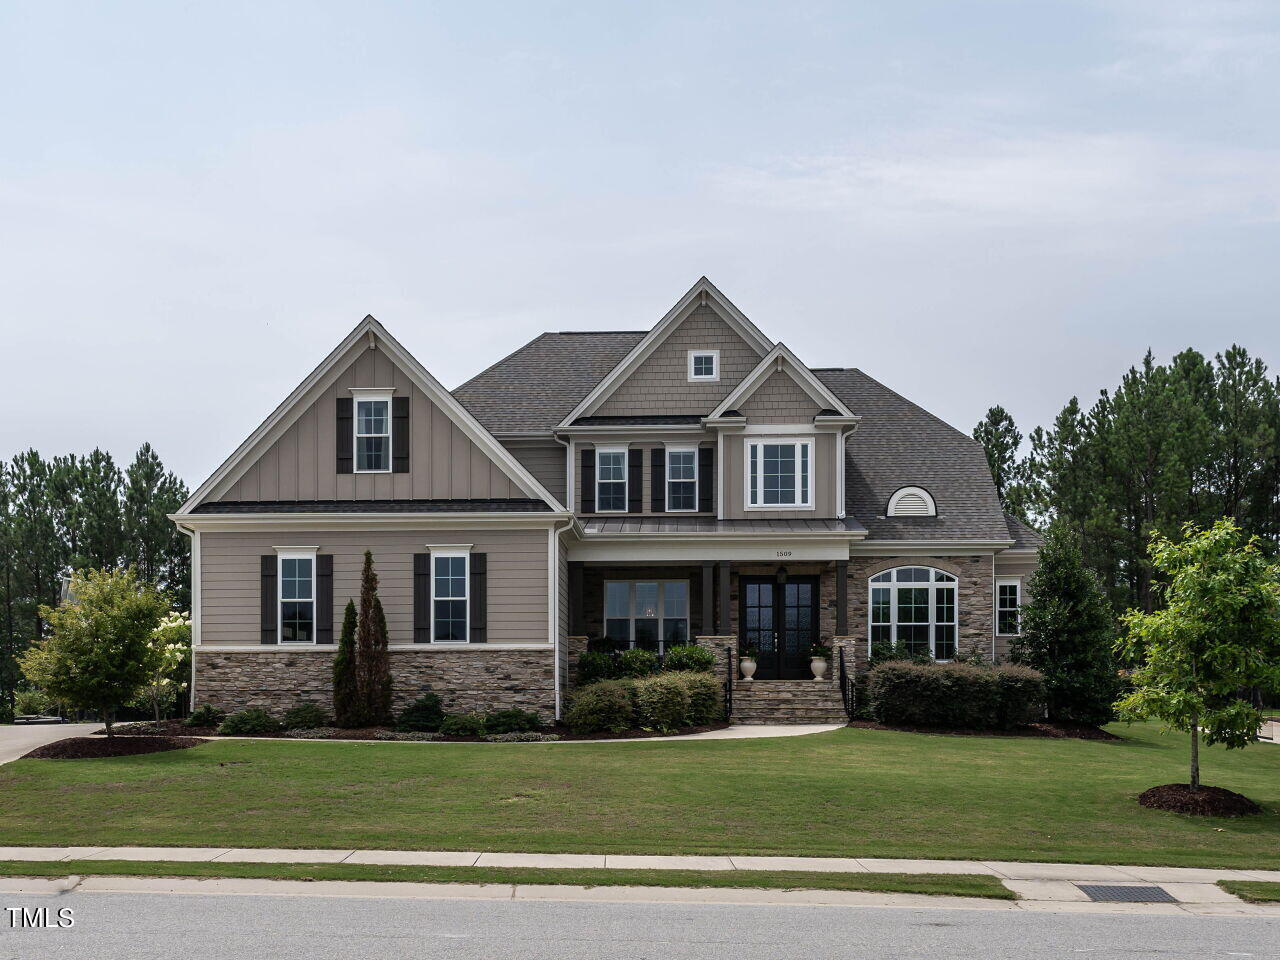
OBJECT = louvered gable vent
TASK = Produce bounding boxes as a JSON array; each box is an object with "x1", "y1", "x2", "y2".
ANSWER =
[{"x1": 887, "y1": 486, "x2": 936, "y2": 517}]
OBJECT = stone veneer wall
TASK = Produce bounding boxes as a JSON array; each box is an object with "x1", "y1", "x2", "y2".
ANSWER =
[{"x1": 194, "y1": 649, "x2": 556, "y2": 719}]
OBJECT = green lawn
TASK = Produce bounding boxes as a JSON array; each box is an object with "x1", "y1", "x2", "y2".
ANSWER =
[
  {"x1": 1218, "y1": 881, "x2": 1280, "y2": 903},
  {"x1": 0, "y1": 860, "x2": 1011, "y2": 899},
  {"x1": 1, "y1": 722, "x2": 1277, "y2": 868}
]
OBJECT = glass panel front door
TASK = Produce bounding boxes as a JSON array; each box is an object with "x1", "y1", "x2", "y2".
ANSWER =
[{"x1": 740, "y1": 575, "x2": 819, "y2": 679}]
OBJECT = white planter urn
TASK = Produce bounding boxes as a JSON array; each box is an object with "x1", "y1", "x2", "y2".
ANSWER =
[
  {"x1": 810, "y1": 657, "x2": 829, "y2": 680},
  {"x1": 739, "y1": 657, "x2": 757, "y2": 681}
]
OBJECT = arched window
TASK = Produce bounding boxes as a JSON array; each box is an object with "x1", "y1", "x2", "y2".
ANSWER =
[
  {"x1": 887, "y1": 486, "x2": 936, "y2": 517},
  {"x1": 869, "y1": 566, "x2": 958, "y2": 660}
]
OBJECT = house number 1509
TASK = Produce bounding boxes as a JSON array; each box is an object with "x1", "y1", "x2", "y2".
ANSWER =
[{"x1": 776, "y1": 551, "x2": 792, "y2": 558}]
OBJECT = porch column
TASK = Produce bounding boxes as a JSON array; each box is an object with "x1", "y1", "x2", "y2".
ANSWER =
[
  {"x1": 718, "y1": 561, "x2": 732, "y2": 634},
  {"x1": 836, "y1": 559, "x2": 848, "y2": 636},
  {"x1": 701, "y1": 561, "x2": 715, "y2": 636},
  {"x1": 568, "y1": 561, "x2": 584, "y2": 636}
]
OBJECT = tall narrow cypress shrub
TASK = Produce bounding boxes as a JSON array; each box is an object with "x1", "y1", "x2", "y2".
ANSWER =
[
  {"x1": 369, "y1": 594, "x2": 393, "y2": 724},
  {"x1": 355, "y1": 551, "x2": 393, "y2": 726},
  {"x1": 332, "y1": 600, "x2": 359, "y2": 727}
]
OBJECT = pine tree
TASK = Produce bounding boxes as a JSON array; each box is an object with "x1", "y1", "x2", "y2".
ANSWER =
[
  {"x1": 76, "y1": 448, "x2": 124, "y2": 570},
  {"x1": 332, "y1": 600, "x2": 359, "y2": 727},
  {"x1": 973, "y1": 406, "x2": 1024, "y2": 504},
  {"x1": 1011, "y1": 524, "x2": 1121, "y2": 725},
  {"x1": 123, "y1": 443, "x2": 191, "y2": 606}
]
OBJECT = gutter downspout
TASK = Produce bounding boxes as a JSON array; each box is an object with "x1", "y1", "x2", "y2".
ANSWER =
[{"x1": 550, "y1": 516, "x2": 575, "y2": 720}]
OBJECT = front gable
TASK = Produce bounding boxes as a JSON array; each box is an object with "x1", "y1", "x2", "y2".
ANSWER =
[
  {"x1": 564, "y1": 277, "x2": 774, "y2": 423},
  {"x1": 180, "y1": 318, "x2": 562, "y2": 513},
  {"x1": 736, "y1": 370, "x2": 824, "y2": 424}
]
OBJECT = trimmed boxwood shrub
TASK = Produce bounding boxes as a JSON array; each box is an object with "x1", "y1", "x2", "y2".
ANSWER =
[
  {"x1": 396, "y1": 693, "x2": 445, "y2": 732},
  {"x1": 484, "y1": 708, "x2": 543, "y2": 734},
  {"x1": 576, "y1": 651, "x2": 617, "y2": 686},
  {"x1": 186, "y1": 704, "x2": 226, "y2": 728},
  {"x1": 217, "y1": 707, "x2": 282, "y2": 736},
  {"x1": 565, "y1": 679, "x2": 636, "y2": 734},
  {"x1": 669, "y1": 670, "x2": 723, "y2": 725},
  {"x1": 615, "y1": 648, "x2": 661, "y2": 678},
  {"x1": 662, "y1": 645, "x2": 715, "y2": 673},
  {"x1": 439, "y1": 712, "x2": 487, "y2": 736},
  {"x1": 994, "y1": 664, "x2": 1047, "y2": 729},
  {"x1": 633, "y1": 673, "x2": 692, "y2": 733},
  {"x1": 281, "y1": 703, "x2": 330, "y2": 730},
  {"x1": 868, "y1": 661, "x2": 1046, "y2": 730}
]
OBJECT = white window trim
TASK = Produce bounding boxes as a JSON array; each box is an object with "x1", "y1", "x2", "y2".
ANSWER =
[
  {"x1": 353, "y1": 391, "x2": 393, "y2": 474},
  {"x1": 276, "y1": 547, "x2": 318, "y2": 646},
  {"x1": 603, "y1": 579, "x2": 690, "y2": 653},
  {"x1": 687, "y1": 349, "x2": 720, "y2": 382},
  {"x1": 887, "y1": 485, "x2": 937, "y2": 517},
  {"x1": 665, "y1": 446, "x2": 699, "y2": 513},
  {"x1": 428, "y1": 545, "x2": 472, "y2": 644},
  {"x1": 595, "y1": 446, "x2": 629, "y2": 514},
  {"x1": 996, "y1": 577, "x2": 1022, "y2": 637},
  {"x1": 866, "y1": 566, "x2": 960, "y2": 661},
  {"x1": 744, "y1": 438, "x2": 815, "y2": 511}
]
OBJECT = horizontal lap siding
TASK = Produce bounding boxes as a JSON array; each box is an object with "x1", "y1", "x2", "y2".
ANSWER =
[
  {"x1": 217, "y1": 342, "x2": 522, "y2": 502},
  {"x1": 506, "y1": 441, "x2": 567, "y2": 504},
  {"x1": 724, "y1": 432, "x2": 838, "y2": 519},
  {"x1": 201, "y1": 529, "x2": 549, "y2": 645}
]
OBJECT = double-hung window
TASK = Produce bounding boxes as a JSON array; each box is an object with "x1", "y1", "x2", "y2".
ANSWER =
[
  {"x1": 869, "y1": 566, "x2": 958, "y2": 660},
  {"x1": 432, "y1": 550, "x2": 469, "y2": 643},
  {"x1": 604, "y1": 581, "x2": 689, "y2": 653},
  {"x1": 354, "y1": 394, "x2": 391, "y2": 472},
  {"x1": 278, "y1": 550, "x2": 316, "y2": 644},
  {"x1": 996, "y1": 579, "x2": 1021, "y2": 636},
  {"x1": 666, "y1": 448, "x2": 698, "y2": 512},
  {"x1": 596, "y1": 448, "x2": 627, "y2": 512},
  {"x1": 746, "y1": 439, "x2": 813, "y2": 509}
]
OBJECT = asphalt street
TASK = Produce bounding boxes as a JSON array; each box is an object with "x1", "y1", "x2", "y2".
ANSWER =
[{"x1": 1, "y1": 891, "x2": 1277, "y2": 960}]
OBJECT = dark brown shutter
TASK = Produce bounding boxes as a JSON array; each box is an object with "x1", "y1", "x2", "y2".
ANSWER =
[
  {"x1": 580, "y1": 448, "x2": 595, "y2": 513},
  {"x1": 315, "y1": 554, "x2": 334, "y2": 643},
  {"x1": 698, "y1": 446, "x2": 713, "y2": 513},
  {"x1": 260, "y1": 555, "x2": 278, "y2": 644},
  {"x1": 628, "y1": 449, "x2": 642, "y2": 514},
  {"x1": 413, "y1": 552, "x2": 430, "y2": 643},
  {"x1": 392, "y1": 396, "x2": 410, "y2": 473},
  {"x1": 470, "y1": 553, "x2": 488, "y2": 643},
  {"x1": 650, "y1": 448, "x2": 665, "y2": 513},
  {"x1": 336, "y1": 398, "x2": 353, "y2": 474}
]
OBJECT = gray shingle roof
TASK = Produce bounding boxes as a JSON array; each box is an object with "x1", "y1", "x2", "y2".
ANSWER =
[
  {"x1": 814, "y1": 369, "x2": 1012, "y2": 543},
  {"x1": 453, "y1": 331, "x2": 646, "y2": 434},
  {"x1": 1004, "y1": 514, "x2": 1045, "y2": 550}
]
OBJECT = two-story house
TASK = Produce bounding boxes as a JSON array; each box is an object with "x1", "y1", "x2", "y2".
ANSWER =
[{"x1": 172, "y1": 278, "x2": 1040, "y2": 723}]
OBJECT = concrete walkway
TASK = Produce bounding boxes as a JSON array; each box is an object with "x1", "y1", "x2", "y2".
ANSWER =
[{"x1": 0, "y1": 722, "x2": 102, "y2": 765}]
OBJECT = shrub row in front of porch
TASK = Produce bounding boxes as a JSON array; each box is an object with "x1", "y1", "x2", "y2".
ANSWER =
[
  {"x1": 866, "y1": 661, "x2": 1046, "y2": 731},
  {"x1": 566, "y1": 671, "x2": 723, "y2": 734}
]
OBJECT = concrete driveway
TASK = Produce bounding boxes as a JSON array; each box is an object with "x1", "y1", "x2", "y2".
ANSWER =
[{"x1": 0, "y1": 722, "x2": 101, "y2": 765}]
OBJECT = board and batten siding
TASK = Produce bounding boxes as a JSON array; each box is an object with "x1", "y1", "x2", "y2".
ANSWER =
[
  {"x1": 216, "y1": 341, "x2": 525, "y2": 503},
  {"x1": 594, "y1": 304, "x2": 767, "y2": 417},
  {"x1": 200, "y1": 529, "x2": 550, "y2": 646}
]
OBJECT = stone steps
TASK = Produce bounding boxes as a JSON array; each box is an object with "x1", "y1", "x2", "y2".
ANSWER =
[{"x1": 730, "y1": 680, "x2": 848, "y2": 724}]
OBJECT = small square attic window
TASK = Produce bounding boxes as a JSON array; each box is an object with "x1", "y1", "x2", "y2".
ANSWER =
[{"x1": 688, "y1": 350, "x2": 719, "y2": 382}]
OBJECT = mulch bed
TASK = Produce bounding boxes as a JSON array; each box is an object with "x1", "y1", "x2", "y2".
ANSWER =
[
  {"x1": 846, "y1": 719, "x2": 1119, "y2": 741},
  {"x1": 104, "y1": 719, "x2": 732, "y2": 742},
  {"x1": 1138, "y1": 783, "x2": 1262, "y2": 817},
  {"x1": 24, "y1": 736, "x2": 206, "y2": 760}
]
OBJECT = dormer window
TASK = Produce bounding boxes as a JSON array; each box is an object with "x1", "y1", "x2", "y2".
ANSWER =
[
  {"x1": 887, "y1": 486, "x2": 936, "y2": 517},
  {"x1": 688, "y1": 350, "x2": 720, "y2": 382}
]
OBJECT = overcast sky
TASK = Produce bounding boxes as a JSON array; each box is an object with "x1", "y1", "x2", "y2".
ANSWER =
[{"x1": 3, "y1": 1, "x2": 1278, "y2": 487}]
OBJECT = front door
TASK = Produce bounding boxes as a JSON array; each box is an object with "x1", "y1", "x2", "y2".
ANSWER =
[{"x1": 740, "y1": 575, "x2": 820, "y2": 680}]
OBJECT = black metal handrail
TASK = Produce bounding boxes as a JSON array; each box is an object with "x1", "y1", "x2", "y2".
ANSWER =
[{"x1": 724, "y1": 644, "x2": 734, "y2": 720}]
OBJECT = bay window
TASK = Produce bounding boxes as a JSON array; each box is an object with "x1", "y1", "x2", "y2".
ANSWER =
[{"x1": 746, "y1": 439, "x2": 813, "y2": 509}]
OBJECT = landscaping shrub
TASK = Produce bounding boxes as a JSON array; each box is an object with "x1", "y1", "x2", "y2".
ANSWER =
[
  {"x1": 217, "y1": 707, "x2": 282, "y2": 736},
  {"x1": 373, "y1": 729, "x2": 442, "y2": 741},
  {"x1": 439, "y1": 712, "x2": 487, "y2": 736},
  {"x1": 994, "y1": 664, "x2": 1047, "y2": 729},
  {"x1": 185, "y1": 704, "x2": 227, "y2": 728},
  {"x1": 484, "y1": 731, "x2": 562, "y2": 742},
  {"x1": 633, "y1": 673, "x2": 692, "y2": 732},
  {"x1": 576, "y1": 651, "x2": 617, "y2": 685},
  {"x1": 395, "y1": 693, "x2": 445, "y2": 732},
  {"x1": 281, "y1": 703, "x2": 330, "y2": 730},
  {"x1": 564, "y1": 679, "x2": 636, "y2": 734},
  {"x1": 662, "y1": 644, "x2": 715, "y2": 673},
  {"x1": 15, "y1": 688, "x2": 52, "y2": 716},
  {"x1": 283, "y1": 727, "x2": 341, "y2": 739},
  {"x1": 868, "y1": 661, "x2": 1001, "y2": 729},
  {"x1": 483, "y1": 708, "x2": 543, "y2": 734},
  {"x1": 615, "y1": 648, "x2": 660, "y2": 678},
  {"x1": 669, "y1": 670, "x2": 723, "y2": 725},
  {"x1": 0, "y1": 701, "x2": 12, "y2": 725}
]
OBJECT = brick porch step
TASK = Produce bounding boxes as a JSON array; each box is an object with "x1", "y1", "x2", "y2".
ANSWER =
[{"x1": 730, "y1": 680, "x2": 849, "y2": 724}]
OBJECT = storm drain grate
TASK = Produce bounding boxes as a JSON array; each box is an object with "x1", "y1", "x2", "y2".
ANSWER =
[{"x1": 1076, "y1": 884, "x2": 1177, "y2": 903}]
